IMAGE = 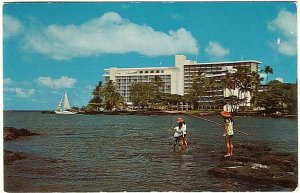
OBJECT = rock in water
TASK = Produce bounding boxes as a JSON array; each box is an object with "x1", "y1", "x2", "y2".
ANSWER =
[
  {"x1": 4, "y1": 127, "x2": 39, "y2": 141},
  {"x1": 208, "y1": 142, "x2": 297, "y2": 190},
  {"x1": 4, "y1": 150, "x2": 27, "y2": 165}
]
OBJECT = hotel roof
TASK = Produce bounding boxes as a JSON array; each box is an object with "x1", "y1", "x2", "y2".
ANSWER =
[{"x1": 190, "y1": 60, "x2": 262, "y2": 65}]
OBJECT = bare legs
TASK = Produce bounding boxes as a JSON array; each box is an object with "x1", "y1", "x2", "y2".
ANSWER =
[
  {"x1": 174, "y1": 136, "x2": 188, "y2": 151},
  {"x1": 225, "y1": 136, "x2": 233, "y2": 157},
  {"x1": 183, "y1": 135, "x2": 188, "y2": 147}
]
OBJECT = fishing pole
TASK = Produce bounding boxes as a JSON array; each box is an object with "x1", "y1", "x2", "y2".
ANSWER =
[
  {"x1": 169, "y1": 113, "x2": 179, "y2": 132},
  {"x1": 184, "y1": 112, "x2": 250, "y2": 136}
]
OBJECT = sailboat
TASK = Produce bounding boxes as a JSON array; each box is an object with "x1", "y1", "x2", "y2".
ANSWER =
[{"x1": 55, "y1": 92, "x2": 77, "y2": 115}]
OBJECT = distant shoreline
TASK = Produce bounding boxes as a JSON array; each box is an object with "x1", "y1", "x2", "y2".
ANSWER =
[{"x1": 3, "y1": 110, "x2": 297, "y2": 118}]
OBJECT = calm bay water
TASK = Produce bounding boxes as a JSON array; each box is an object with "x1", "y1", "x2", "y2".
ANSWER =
[{"x1": 4, "y1": 112, "x2": 298, "y2": 191}]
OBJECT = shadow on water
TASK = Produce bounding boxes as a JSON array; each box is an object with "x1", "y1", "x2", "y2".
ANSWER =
[{"x1": 4, "y1": 112, "x2": 297, "y2": 192}]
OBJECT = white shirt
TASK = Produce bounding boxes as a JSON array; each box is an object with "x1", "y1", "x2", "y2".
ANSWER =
[
  {"x1": 225, "y1": 119, "x2": 234, "y2": 135},
  {"x1": 181, "y1": 123, "x2": 187, "y2": 135},
  {"x1": 173, "y1": 123, "x2": 187, "y2": 137}
]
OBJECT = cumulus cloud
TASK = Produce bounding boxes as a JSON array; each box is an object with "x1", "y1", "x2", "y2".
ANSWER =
[
  {"x1": 15, "y1": 88, "x2": 35, "y2": 98},
  {"x1": 4, "y1": 78, "x2": 13, "y2": 85},
  {"x1": 4, "y1": 87, "x2": 16, "y2": 93},
  {"x1": 268, "y1": 9, "x2": 296, "y2": 56},
  {"x1": 35, "y1": 76, "x2": 77, "y2": 89},
  {"x1": 22, "y1": 12, "x2": 198, "y2": 60},
  {"x1": 205, "y1": 41, "x2": 230, "y2": 59},
  {"x1": 3, "y1": 14, "x2": 24, "y2": 39}
]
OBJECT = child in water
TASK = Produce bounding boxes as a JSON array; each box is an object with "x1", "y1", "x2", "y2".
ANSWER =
[
  {"x1": 221, "y1": 111, "x2": 234, "y2": 157},
  {"x1": 173, "y1": 117, "x2": 188, "y2": 149}
]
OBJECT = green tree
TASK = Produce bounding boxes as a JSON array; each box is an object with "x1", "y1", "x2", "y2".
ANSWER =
[
  {"x1": 221, "y1": 72, "x2": 236, "y2": 96},
  {"x1": 186, "y1": 71, "x2": 207, "y2": 109},
  {"x1": 203, "y1": 77, "x2": 218, "y2": 109},
  {"x1": 285, "y1": 82, "x2": 297, "y2": 114},
  {"x1": 101, "y1": 80, "x2": 124, "y2": 111},
  {"x1": 220, "y1": 71, "x2": 239, "y2": 112},
  {"x1": 88, "y1": 81, "x2": 103, "y2": 112},
  {"x1": 129, "y1": 82, "x2": 156, "y2": 110},
  {"x1": 260, "y1": 65, "x2": 273, "y2": 84},
  {"x1": 221, "y1": 67, "x2": 262, "y2": 112},
  {"x1": 151, "y1": 75, "x2": 164, "y2": 91},
  {"x1": 254, "y1": 80, "x2": 290, "y2": 114},
  {"x1": 161, "y1": 93, "x2": 183, "y2": 109},
  {"x1": 151, "y1": 76, "x2": 165, "y2": 108}
]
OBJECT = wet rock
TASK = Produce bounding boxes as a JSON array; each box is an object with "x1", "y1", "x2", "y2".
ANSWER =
[
  {"x1": 4, "y1": 127, "x2": 39, "y2": 141},
  {"x1": 208, "y1": 142, "x2": 297, "y2": 190},
  {"x1": 4, "y1": 150, "x2": 27, "y2": 165}
]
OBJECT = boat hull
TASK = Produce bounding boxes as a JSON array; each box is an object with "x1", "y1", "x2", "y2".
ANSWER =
[{"x1": 55, "y1": 111, "x2": 78, "y2": 115}]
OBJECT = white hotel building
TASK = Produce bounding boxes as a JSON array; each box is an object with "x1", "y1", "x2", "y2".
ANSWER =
[{"x1": 104, "y1": 55, "x2": 261, "y2": 108}]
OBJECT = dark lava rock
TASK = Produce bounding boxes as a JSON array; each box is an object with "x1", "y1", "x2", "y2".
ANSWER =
[
  {"x1": 4, "y1": 150, "x2": 27, "y2": 165},
  {"x1": 4, "y1": 127, "x2": 39, "y2": 141},
  {"x1": 208, "y1": 142, "x2": 297, "y2": 190}
]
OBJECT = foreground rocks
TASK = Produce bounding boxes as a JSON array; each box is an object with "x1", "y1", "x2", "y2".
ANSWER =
[
  {"x1": 4, "y1": 127, "x2": 39, "y2": 164},
  {"x1": 4, "y1": 150, "x2": 27, "y2": 165},
  {"x1": 4, "y1": 127, "x2": 39, "y2": 141},
  {"x1": 208, "y1": 142, "x2": 298, "y2": 189}
]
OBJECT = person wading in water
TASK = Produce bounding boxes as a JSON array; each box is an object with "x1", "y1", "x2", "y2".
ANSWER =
[
  {"x1": 221, "y1": 111, "x2": 234, "y2": 157},
  {"x1": 173, "y1": 117, "x2": 187, "y2": 150}
]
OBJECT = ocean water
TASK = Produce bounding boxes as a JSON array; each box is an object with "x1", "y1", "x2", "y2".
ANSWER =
[{"x1": 3, "y1": 112, "x2": 298, "y2": 191}]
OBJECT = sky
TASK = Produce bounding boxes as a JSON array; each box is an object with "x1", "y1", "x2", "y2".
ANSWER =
[{"x1": 2, "y1": 1, "x2": 297, "y2": 110}]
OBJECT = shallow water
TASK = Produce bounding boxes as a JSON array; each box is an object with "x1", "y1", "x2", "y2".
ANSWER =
[{"x1": 4, "y1": 112, "x2": 298, "y2": 191}]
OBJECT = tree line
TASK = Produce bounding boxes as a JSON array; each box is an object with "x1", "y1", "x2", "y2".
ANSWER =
[{"x1": 83, "y1": 66, "x2": 297, "y2": 115}]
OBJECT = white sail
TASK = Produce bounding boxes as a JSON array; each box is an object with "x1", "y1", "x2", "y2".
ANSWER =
[
  {"x1": 63, "y1": 92, "x2": 71, "y2": 110},
  {"x1": 56, "y1": 96, "x2": 63, "y2": 112},
  {"x1": 55, "y1": 92, "x2": 77, "y2": 115}
]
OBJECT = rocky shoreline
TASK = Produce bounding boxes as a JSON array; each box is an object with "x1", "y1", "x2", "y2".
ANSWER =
[
  {"x1": 4, "y1": 127, "x2": 39, "y2": 164},
  {"x1": 4, "y1": 127, "x2": 39, "y2": 141},
  {"x1": 208, "y1": 142, "x2": 298, "y2": 189}
]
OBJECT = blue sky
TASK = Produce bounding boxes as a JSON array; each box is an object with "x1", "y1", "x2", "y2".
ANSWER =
[{"x1": 3, "y1": 2, "x2": 297, "y2": 110}]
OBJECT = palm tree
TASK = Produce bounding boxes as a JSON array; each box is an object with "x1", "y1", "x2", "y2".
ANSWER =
[
  {"x1": 204, "y1": 77, "x2": 218, "y2": 109},
  {"x1": 186, "y1": 72, "x2": 207, "y2": 109},
  {"x1": 260, "y1": 65, "x2": 273, "y2": 84},
  {"x1": 88, "y1": 81, "x2": 103, "y2": 111},
  {"x1": 129, "y1": 82, "x2": 156, "y2": 109},
  {"x1": 151, "y1": 75, "x2": 164, "y2": 91},
  {"x1": 101, "y1": 80, "x2": 124, "y2": 110},
  {"x1": 151, "y1": 76, "x2": 165, "y2": 107},
  {"x1": 221, "y1": 73, "x2": 236, "y2": 96}
]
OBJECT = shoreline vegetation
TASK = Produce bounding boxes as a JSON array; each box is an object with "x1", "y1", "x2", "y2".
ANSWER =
[
  {"x1": 4, "y1": 126, "x2": 297, "y2": 190},
  {"x1": 4, "y1": 109, "x2": 298, "y2": 118}
]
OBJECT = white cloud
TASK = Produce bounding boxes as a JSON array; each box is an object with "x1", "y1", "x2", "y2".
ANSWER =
[
  {"x1": 4, "y1": 87, "x2": 16, "y2": 93},
  {"x1": 205, "y1": 41, "x2": 230, "y2": 59},
  {"x1": 22, "y1": 12, "x2": 198, "y2": 60},
  {"x1": 268, "y1": 9, "x2": 296, "y2": 56},
  {"x1": 275, "y1": 77, "x2": 284, "y2": 83},
  {"x1": 15, "y1": 88, "x2": 35, "y2": 98},
  {"x1": 35, "y1": 76, "x2": 77, "y2": 89},
  {"x1": 3, "y1": 14, "x2": 24, "y2": 39},
  {"x1": 4, "y1": 78, "x2": 13, "y2": 85},
  {"x1": 171, "y1": 14, "x2": 185, "y2": 21}
]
